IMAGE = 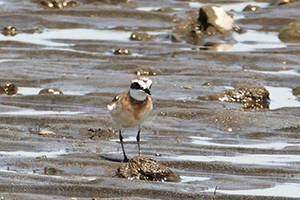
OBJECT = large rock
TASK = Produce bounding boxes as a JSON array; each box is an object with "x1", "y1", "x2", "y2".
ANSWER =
[
  {"x1": 279, "y1": 22, "x2": 300, "y2": 43},
  {"x1": 198, "y1": 5, "x2": 234, "y2": 34},
  {"x1": 199, "y1": 87, "x2": 270, "y2": 110},
  {"x1": 117, "y1": 155, "x2": 181, "y2": 182}
]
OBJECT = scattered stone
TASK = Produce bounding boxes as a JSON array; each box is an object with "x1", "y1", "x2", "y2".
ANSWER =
[
  {"x1": 135, "y1": 68, "x2": 162, "y2": 76},
  {"x1": 198, "y1": 5, "x2": 234, "y2": 34},
  {"x1": 117, "y1": 155, "x2": 181, "y2": 182},
  {"x1": 199, "y1": 87, "x2": 270, "y2": 109},
  {"x1": 203, "y1": 82, "x2": 212, "y2": 86},
  {"x1": 243, "y1": 5, "x2": 260, "y2": 12},
  {"x1": 39, "y1": 129, "x2": 56, "y2": 135},
  {"x1": 2, "y1": 26, "x2": 18, "y2": 37},
  {"x1": 169, "y1": 35, "x2": 182, "y2": 43},
  {"x1": 82, "y1": 0, "x2": 131, "y2": 5},
  {"x1": 113, "y1": 48, "x2": 131, "y2": 55},
  {"x1": 130, "y1": 32, "x2": 152, "y2": 41},
  {"x1": 293, "y1": 86, "x2": 300, "y2": 96},
  {"x1": 279, "y1": 22, "x2": 300, "y2": 43},
  {"x1": 80, "y1": 127, "x2": 116, "y2": 140},
  {"x1": 270, "y1": 0, "x2": 292, "y2": 6},
  {"x1": 0, "y1": 83, "x2": 18, "y2": 95},
  {"x1": 40, "y1": 0, "x2": 79, "y2": 9},
  {"x1": 181, "y1": 86, "x2": 193, "y2": 90},
  {"x1": 39, "y1": 88, "x2": 63, "y2": 95},
  {"x1": 44, "y1": 166, "x2": 62, "y2": 175}
]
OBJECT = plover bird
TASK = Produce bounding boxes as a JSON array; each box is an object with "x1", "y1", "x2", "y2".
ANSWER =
[{"x1": 107, "y1": 76, "x2": 153, "y2": 162}]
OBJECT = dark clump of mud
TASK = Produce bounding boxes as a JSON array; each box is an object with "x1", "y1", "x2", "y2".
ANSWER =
[
  {"x1": 117, "y1": 155, "x2": 181, "y2": 182},
  {"x1": 113, "y1": 48, "x2": 131, "y2": 55},
  {"x1": 0, "y1": 82, "x2": 18, "y2": 95},
  {"x1": 39, "y1": 88, "x2": 63, "y2": 95},
  {"x1": 199, "y1": 87, "x2": 270, "y2": 109},
  {"x1": 293, "y1": 85, "x2": 300, "y2": 96},
  {"x1": 2, "y1": 26, "x2": 18, "y2": 37},
  {"x1": 279, "y1": 22, "x2": 300, "y2": 43}
]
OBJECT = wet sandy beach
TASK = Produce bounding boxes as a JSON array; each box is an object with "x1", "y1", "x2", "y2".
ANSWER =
[{"x1": 0, "y1": 0, "x2": 300, "y2": 199}]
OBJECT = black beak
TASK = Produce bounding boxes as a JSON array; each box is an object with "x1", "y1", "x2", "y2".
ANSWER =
[{"x1": 144, "y1": 88, "x2": 151, "y2": 95}]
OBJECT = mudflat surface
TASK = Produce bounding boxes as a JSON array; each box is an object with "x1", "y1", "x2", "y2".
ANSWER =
[{"x1": 0, "y1": 0, "x2": 300, "y2": 199}]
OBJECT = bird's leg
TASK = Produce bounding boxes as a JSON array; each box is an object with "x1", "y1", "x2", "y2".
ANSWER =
[
  {"x1": 119, "y1": 130, "x2": 128, "y2": 162},
  {"x1": 136, "y1": 125, "x2": 142, "y2": 156}
]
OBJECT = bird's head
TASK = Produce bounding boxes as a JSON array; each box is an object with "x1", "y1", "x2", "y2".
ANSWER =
[{"x1": 129, "y1": 76, "x2": 152, "y2": 101}]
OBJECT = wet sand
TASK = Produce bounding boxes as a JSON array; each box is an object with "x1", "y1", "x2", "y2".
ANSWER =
[{"x1": 0, "y1": 0, "x2": 300, "y2": 199}]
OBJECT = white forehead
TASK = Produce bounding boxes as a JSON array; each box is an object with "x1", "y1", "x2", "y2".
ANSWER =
[{"x1": 132, "y1": 77, "x2": 152, "y2": 88}]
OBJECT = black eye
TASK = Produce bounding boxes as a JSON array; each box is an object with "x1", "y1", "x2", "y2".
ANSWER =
[{"x1": 131, "y1": 82, "x2": 141, "y2": 89}]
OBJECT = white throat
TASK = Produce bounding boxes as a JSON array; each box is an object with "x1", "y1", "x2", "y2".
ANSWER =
[{"x1": 130, "y1": 89, "x2": 148, "y2": 101}]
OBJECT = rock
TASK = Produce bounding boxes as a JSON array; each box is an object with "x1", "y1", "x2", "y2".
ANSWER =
[
  {"x1": 293, "y1": 86, "x2": 300, "y2": 96},
  {"x1": 243, "y1": 5, "x2": 260, "y2": 12},
  {"x1": 170, "y1": 35, "x2": 182, "y2": 43},
  {"x1": 198, "y1": 5, "x2": 234, "y2": 34},
  {"x1": 82, "y1": 0, "x2": 131, "y2": 5},
  {"x1": 117, "y1": 155, "x2": 181, "y2": 182},
  {"x1": 2, "y1": 26, "x2": 18, "y2": 37},
  {"x1": 40, "y1": 0, "x2": 79, "y2": 9},
  {"x1": 0, "y1": 83, "x2": 18, "y2": 95},
  {"x1": 270, "y1": 0, "x2": 293, "y2": 6},
  {"x1": 199, "y1": 87, "x2": 270, "y2": 109},
  {"x1": 39, "y1": 129, "x2": 56, "y2": 135},
  {"x1": 113, "y1": 48, "x2": 131, "y2": 55},
  {"x1": 279, "y1": 22, "x2": 300, "y2": 43},
  {"x1": 39, "y1": 88, "x2": 63, "y2": 95},
  {"x1": 130, "y1": 32, "x2": 152, "y2": 41},
  {"x1": 135, "y1": 68, "x2": 162, "y2": 76}
]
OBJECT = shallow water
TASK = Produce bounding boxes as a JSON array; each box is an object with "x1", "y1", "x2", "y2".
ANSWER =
[
  {"x1": 170, "y1": 154, "x2": 300, "y2": 166},
  {"x1": 180, "y1": 175, "x2": 210, "y2": 183},
  {"x1": 249, "y1": 69, "x2": 300, "y2": 76},
  {"x1": 189, "y1": 2, "x2": 269, "y2": 12},
  {"x1": 208, "y1": 183, "x2": 300, "y2": 198},
  {"x1": 18, "y1": 87, "x2": 84, "y2": 96},
  {"x1": 266, "y1": 86, "x2": 300, "y2": 109},
  {"x1": 0, "y1": 110, "x2": 82, "y2": 116},
  {"x1": 0, "y1": 149, "x2": 66, "y2": 158},
  {"x1": 190, "y1": 136, "x2": 300, "y2": 150}
]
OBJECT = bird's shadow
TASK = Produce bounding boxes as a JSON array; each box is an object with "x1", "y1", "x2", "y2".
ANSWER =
[{"x1": 99, "y1": 155, "x2": 128, "y2": 163}]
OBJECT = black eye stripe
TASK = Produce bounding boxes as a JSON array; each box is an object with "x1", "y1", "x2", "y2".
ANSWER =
[{"x1": 131, "y1": 82, "x2": 142, "y2": 89}]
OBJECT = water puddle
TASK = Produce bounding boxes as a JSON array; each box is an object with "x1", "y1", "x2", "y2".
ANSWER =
[
  {"x1": 0, "y1": 149, "x2": 66, "y2": 158},
  {"x1": 190, "y1": 136, "x2": 300, "y2": 150},
  {"x1": 249, "y1": 69, "x2": 299, "y2": 76},
  {"x1": 0, "y1": 29, "x2": 132, "y2": 47},
  {"x1": 181, "y1": 175, "x2": 210, "y2": 183},
  {"x1": 266, "y1": 86, "x2": 300, "y2": 109},
  {"x1": 169, "y1": 154, "x2": 300, "y2": 166},
  {"x1": 189, "y1": 2, "x2": 269, "y2": 12},
  {"x1": 17, "y1": 87, "x2": 84, "y2": 96},
  {"x1": 230, "y1": 30, "x2": 286, "y2": 52},
  {"x1": 0, "y1": 28, "x2": 169, "y2": 47},
  {"x1": 136, "y1": 7, "x2": 183, "y2": 12},
  {"x1": 185, "y1": 30, "x2": 286, "y2": 52},
  {"x1": 136, "y1": 7, "x2": 161, "y2": 11},
  {"x1": 0, "y1": 110, "x2": 82, "y2": 116},
  {"x1": 207, "y1": 183, "x2": 300, "y2": 198}
]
